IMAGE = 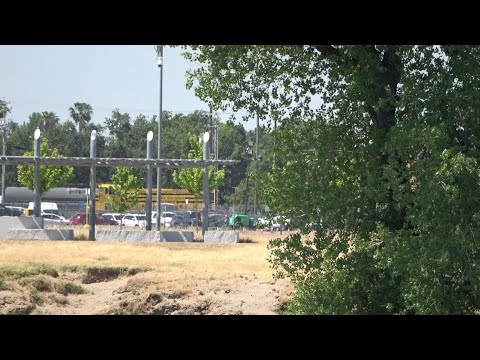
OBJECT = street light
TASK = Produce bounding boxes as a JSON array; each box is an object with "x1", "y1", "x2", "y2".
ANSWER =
[
  {"x1": 146, "y1": 130, "x2": 153, "y2": 231},
  {"x1": 245, "y1": 141, "x2": 254, "y2": 214},
  {"x1": 206, "y1": 122, "x2": 219, "y2": 210},
  {"x1": 0, "y1": 109, "x2": 8, "y2": 204},
  {"x1": 155, "y1": 45, "x2": 164, "y2": 231}
]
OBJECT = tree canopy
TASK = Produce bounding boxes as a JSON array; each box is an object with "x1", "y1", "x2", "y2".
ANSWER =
[
  {"x1": 3, "y1": 105, "x2": 258, "y2": 201},
  {"x1": 106, "y1": 166, "x2": 142, "y2": 217},
  {"x1": 17, "y1": 137, "x2": 74, "y2": 195},
  {"x1": 181, "y1": 45, "x2": 480, "y2": 314},
  {"x1": 69, "y1": 102, "x2": 93, "y2": 132},
  {"x1": 173, "y1": 133, "x2": 225, "y2": 197}
]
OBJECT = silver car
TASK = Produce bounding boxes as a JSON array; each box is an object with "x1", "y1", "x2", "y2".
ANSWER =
[{"x1": 42, "y1": 212, "x2": 69, "y2": 226}]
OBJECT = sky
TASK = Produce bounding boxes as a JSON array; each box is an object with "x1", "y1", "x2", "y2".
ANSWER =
[{"x1": 0, "y1": 45, "x2": 256, "y2": 131}]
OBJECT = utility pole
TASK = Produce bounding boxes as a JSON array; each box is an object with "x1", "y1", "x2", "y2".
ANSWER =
[
  {"x1": 233, "y1": 186, "x2": 238, "y2": 228},
  {"x1": 202, "y1": 132, "x2": 210, "y2": 238},
  {"x1": 209, "y1": 107, "x2": 213, "y2": 154},
  {"x1": 0, "y1": 108, "x2": 7, "y2": 204},
  {"x1": 245, "y1": 172, "x2": 249, "y2": 214},
  {"x1": 274, "y1": 116, "x2": 277, "y2": 164},
  {"x1": 254, "y1": 113, "x2": 259, "y2": 215},
  {"x1": 33, "y1": 128, "x2": 41, "y2": 219},
  {"x1": 207, "y1": 116, "x2": 219, "y2": 211},
  {"x1": 215, "y1": 123, "x2": 218, "y2": 211},
  {"x1": 146, "y1": 131, "x2": 153, "y2": 231},
  {"x1": 89, "y1": 130, "x2": 97, "y2": 241},
  {"x1": 156, "y1": 45, "x2": 163, "y2": 231}
]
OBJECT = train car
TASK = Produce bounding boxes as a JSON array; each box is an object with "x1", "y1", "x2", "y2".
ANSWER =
[
  {"x1": 4, "y1": 187, "x2": 88, "y2": 203},
  {"x1": 4, "y1": 185, "x2": 214, "y2": 213}
]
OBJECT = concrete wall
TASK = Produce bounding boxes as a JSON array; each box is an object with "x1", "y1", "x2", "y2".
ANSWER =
[
  {"x1": 203, "y1": 231, "x2": 239, "y2": 244},
  {"x1": 0, "y1": 216, "x2": 43, "y2": 239},
  {"x1": 95, "y1": 230, "x2": 193, "y2": 243},
  {"x1": 96, "y1": 230, "x2": 160, "y2": 243},
  {"x1": 6, "y1": 229, "x2": 74, "y2": 240},
  {"x1": 161, "y1": 231, "x2": 193, "y2": 242}
]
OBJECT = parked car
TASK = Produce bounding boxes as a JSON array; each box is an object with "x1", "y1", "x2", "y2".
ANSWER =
[
  {"x1": 169, "y1": 213, "x2": 193, "y2": 228},
  {"x1": 102, "y1": 213, "x2": 124, "y2": 224},
  {"x1": 271, "y1": 216, "x2": 291, "y2": 231},
  {"x1": 68, "y1": 212, "x2": 117, "y2": 226},
  {"x1": 228, "y1": 214, "x2": 250, "y2": 229},
  {"x1": 248, "y1": 214, "x2": 266, "y2": 229},
  {"x1": 187, "y1": 210, "x2": 202, "y2": 226},
  {"x1": 151, "y1": 211, "x2": 176, "y2": 227},
  {"x1": 154, "y1": 211, "x2": 176, "y2": 227},
  {"x1": 122, "y1": 214, "x2": 147, "y2": 227},
  {"x1": 28, "y1": 201, "x2": 59, "y2": 215},
  {"x1": 208, "y1": 213, "x2": 227, "y2": 228},
  {"x1": 6, "y1": 206, "x2": 25, "y2": 215},
  {"x1": 0, "y1": 203, "x2": 23, "y2": 216},
  {"x1": 42, "y1": 212, "x2": 69, "y2": 226}
]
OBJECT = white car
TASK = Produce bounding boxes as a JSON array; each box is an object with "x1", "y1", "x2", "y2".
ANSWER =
[
  {"x1": 102, "y1": 213, "x2": 124, "y2": 224},
  {"x1": 122, "y1": 214, "x2": 147, "y2": 227},
  {"x1": 42, "y1": 212, "x2": 69, "y2": 226},
  {"x1": 152, "y1": 211, "x2": 176, "y2": 227},
  {"x1": 271, "y1": 216, "x2": 291, "y2": 231}
]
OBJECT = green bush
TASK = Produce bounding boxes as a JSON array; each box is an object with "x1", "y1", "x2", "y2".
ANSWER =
[
  {"x1": 55, "y1": 282, "x2": 86, "y2": 296},
  {"x1": 31, "y1": 277, "x2": 54, "y2": 292}
]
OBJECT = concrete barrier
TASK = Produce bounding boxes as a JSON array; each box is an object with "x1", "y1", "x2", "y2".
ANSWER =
[
  {"x1": 204, "y1": 231, "x2": 239, "y2": 244},
  {"x1": 6, "y1": 229, "x2": 74, "y2": 240},
  {"x1": 95, "y1": 230, "x2": 193, "y2": 243},
  {"x1": 96, "y1": 230, "x2": 160, "y2": 242},
  {"x1": 161, "y1": 231, "x2": 193, "y2": 242},
  {"x1": 0, "y1": 216, "x2": 43, "y2": 239}
]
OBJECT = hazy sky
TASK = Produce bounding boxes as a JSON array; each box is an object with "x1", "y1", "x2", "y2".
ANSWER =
[{"x1": 0, "y1": 45, "x2": 256, "y2": 131}]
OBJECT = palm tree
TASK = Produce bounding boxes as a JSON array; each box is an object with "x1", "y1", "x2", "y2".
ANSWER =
[
  {"x1": 39, "y1": 111, "x2": 60, "y2": 132},
  {"x1": 69, "y1": 102, "x2": 93, "y2": 132}
]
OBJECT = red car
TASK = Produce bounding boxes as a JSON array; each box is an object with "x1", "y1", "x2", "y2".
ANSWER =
[{"x1": 68, "y1": 212, "x2": 118, "y2": 226}]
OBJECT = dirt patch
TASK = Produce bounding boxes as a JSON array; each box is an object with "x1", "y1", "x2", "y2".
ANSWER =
[
  {"x1": 4, "y1": 270, "x2": 292, "y2": 315},
  {"x1": 0, "y1": 231, "x2": 295, "y2": 314},
  {"x1": 0, "y1": 290, "x2": 35, "y2": 315},
  {"x1": 90, "y1": 274, "x2": 292, "y2": 315}
]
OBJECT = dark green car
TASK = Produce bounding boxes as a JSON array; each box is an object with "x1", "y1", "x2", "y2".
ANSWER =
[{"x1": 228, "y1": 214, "x2": 249, "y2": 229}]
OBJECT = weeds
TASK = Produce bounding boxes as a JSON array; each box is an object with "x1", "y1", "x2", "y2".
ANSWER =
[
  {"x1": 0, "y1": 263, "x2": 58, "y2": 279},
  {"x1": 82, "y1": 266, "x2": 148, "y2": 284},
  {"x1": 55, "y1": 282, "x2": 87, "y2": 296}
]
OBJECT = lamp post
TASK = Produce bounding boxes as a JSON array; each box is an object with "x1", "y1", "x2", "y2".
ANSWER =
[
  {"x1": 0, "y1": 108, "x2": 7, "y2": 204},
  {"x1": 245, "y1": 141, "x2": 253, "y2": 214},
  {"x1": 146, "y1": 131, "x2": 153, "y2": 231},
  {"x1": 206, "y1": 123, "x2": 219, "y2": 210},
  {"x1": 155, "y1": 45, "x2": 163, "y2": 231},
  {"x1": 89, "y1": 130, "x2": 97, "y2": 241},
  {"x1": 33, "y1": 128, "x2": 41, "y2": 219},
  {"x1": 202, "y1": 131, "x2": 210, "y2": 238},
  {"x1": 254, "y1": 113, "x2": 259, "y2": 215}
]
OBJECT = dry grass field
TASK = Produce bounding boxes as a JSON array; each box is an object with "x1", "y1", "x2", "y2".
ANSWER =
[{"x1": 0, "y1": 228, "x2": 294, "y2": 315}]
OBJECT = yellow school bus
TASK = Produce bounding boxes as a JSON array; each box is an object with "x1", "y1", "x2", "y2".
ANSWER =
[{"x1": 95, "y1": 184, "x2": 213, "y2": 211}]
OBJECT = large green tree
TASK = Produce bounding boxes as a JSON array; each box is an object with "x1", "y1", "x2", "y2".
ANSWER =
[
  {"x1": 106, "y1": 167, "x2": 142, "y2": 228},
  {"x1": 182, "y1": 45, "x2": 480, "y2": 314},
  {"x1": 69, "y1": 102, "x2": 93, "y2": 132},
  {"x1": 173, "y1": 133, "x2": 225, "y2": 227},
  {"x1": 0, "y1": 100, "x2": 11, "y2": 119},
  {"x1": 17, "y1": 137, "x2": 74, "y2": 195}
]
